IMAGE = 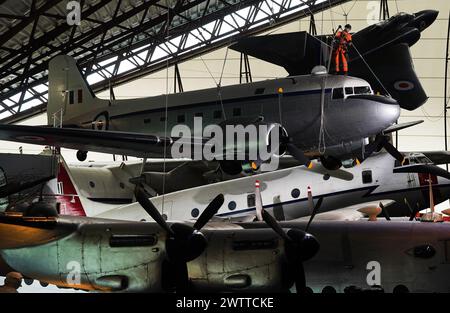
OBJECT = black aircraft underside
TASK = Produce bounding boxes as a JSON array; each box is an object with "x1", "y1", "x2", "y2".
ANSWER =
[{"x1": 230, "y1": 10, "x2": 439, "y2": 110}]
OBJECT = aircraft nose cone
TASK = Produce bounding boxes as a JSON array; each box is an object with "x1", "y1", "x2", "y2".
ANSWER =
[
  {"x1": 378, "y1": 99, "x2": 401, "y2": 125},
  {"x1": 413, "y1": 10, "x2": 439, "y2": 31}
]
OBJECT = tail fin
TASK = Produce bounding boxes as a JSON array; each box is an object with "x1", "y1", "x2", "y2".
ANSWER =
[{"x1": 48, "y1": 55, "x2": 108, "y2": 126}]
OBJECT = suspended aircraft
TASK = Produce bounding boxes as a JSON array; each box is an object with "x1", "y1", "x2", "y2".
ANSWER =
[{"x1": 0, "y1": 51, "x2": 415, "y2": 173}]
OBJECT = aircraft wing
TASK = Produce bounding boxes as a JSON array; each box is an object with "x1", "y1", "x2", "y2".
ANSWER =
[
  {"x1": 0, "y1": 124, "x2": 206, "y2": 159},
  {"x1": 294, "y1": 200, "x2": 395, "y2": 221}
]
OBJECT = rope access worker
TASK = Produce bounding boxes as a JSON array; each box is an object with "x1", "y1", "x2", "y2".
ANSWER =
[{"x1": 333, "y1": 24, "x2": 353, "y2": 75}]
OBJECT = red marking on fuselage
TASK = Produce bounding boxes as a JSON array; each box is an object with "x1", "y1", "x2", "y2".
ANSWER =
[{"x1": 56, "y1": 162, "x2": 86, "y2": 216}]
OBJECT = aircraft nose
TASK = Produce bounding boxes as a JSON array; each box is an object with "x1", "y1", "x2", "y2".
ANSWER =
[
  {"x1": 378, "y1": 98, "x2": 401, "y2": 125},
  {"x1": 413, "y1": 10, "x2": 439, "y2": 31}
]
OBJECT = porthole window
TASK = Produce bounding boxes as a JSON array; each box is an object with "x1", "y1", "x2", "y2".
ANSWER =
[
  {"x1": 191, "y1": 208, "x2": 200, "y2": 218},
  {"x1": 228, "y1": 201, "x2": 237, "y2": 210},
  {"x1": 291, "y1": 188, "x2": 300, "y2": 198},
  {"x1": 89, "y1": 181, "x2": 95, "y2": 188}
]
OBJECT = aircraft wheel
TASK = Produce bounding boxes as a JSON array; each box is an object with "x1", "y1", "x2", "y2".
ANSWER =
[
  {"x1": 321, "y1": 286, "x2": 336, "y2": 293},
  {"x1": 320, "y1": 155, "x2": 342, "y2": 170},
  {"x1": 393, "y1": 284, "x2": 409, "y2": 293},
  {"x1": 76, "y1": 150, "x2": 88, "y2": 162}
]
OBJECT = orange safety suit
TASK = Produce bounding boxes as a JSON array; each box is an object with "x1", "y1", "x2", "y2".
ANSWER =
[{"x1": 334, "y1": 30, "x2": 352, "y2": 74}]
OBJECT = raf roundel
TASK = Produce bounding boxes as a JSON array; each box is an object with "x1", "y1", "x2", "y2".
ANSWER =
[{"x1": 394, "y1": 81, "x2": 415, "y2": 91}]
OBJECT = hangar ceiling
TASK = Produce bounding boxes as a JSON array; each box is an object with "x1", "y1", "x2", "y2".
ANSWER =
[{"x1": 0, "y1": 0, "x2": 351, "y2": 124}]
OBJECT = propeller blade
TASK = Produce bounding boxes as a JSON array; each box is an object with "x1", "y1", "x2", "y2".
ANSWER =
[
  {"x1": 262, "y1": 210, "x2": 291, "y2": 242},
  {"x1": 286, "y1": 143, "x2": 312, "y2": 168},
  {"x1": 293, "y1": 261, "x2": 307, "y2": 293},
  {"x1": 305, "y1": 197, "x2": 323, "y2": 233},
  {"x1": 362, "y1": 135, "x2": 384, "y2": 160},
  {"x1": 255, "y1": 180, "x2": 263, "y2": 221},
  {"x1": 173, "y1": 261, "x2": 189, "y2": 292},
  {"x1": 193, "y1": 194, "x2": 225, "y2": 230},
  {"x1": 379, "y1": 202, "x2": 391, "y2": 221},
  {"x1": 135, "y1": 187, "x2": 174, "y2": 236},
  {"x1": 382, "y1": 139, "x2": 405, "y2": 164}
]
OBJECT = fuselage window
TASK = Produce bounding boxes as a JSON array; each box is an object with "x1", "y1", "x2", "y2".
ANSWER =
[
  {"x1": 77, "y1": 89, "x2": 83, "y2": 103},
  {"x1": 362, "y1": 170, "x2": 373, "y2": 184},
  {"x1": 354, "y1": 86, "x2": 371, "y2": 95},
  {"x1": 69, "y1": 90, "x2": 74, "y2": 104},
  {"x1": 247, "y1": 194, "x2": 256, "y2": 207},
  {"x1": 177, "y1": 114, "x2": 185, "y2": 123},
  {"x1": 191, "y1": 208, "x2": 199, "y2": 218},
  {"x1": 332, "y1": 88, "x2": 344, "y2": 99},
  {"x1": 291, "y1": 188, "x2": 300, "y2": 198},
  {"x1": 228, "y1": 201, "x2": 237, "y2": 210},
  {"x1": 233, "y1": 108, "x2": 242, "y2": 117}
]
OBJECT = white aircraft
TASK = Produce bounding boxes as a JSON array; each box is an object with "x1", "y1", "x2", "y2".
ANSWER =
[{"x1": 56, "y1": 151, "x2": 450, "y2": 222}]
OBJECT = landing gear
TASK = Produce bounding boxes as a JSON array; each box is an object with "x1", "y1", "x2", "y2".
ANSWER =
[
  {"x1": 320, "y1": 155, "x2": 342, "y2": 170},
  {"x1": 76, "y1": 150, "x2": 87, "y2": 162}
]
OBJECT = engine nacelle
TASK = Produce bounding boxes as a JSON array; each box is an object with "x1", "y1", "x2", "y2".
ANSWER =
[{"x1": 217, "y1": 120, "x2": 288, "y2": 175}]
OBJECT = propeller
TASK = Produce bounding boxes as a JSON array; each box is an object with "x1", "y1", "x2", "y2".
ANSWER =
[
  {"x1": 404, "y1": 197, "x2": 420, "y2": 221},
  {"x1": 261, "y1": 210, "x2": 319, "y2": 293},
  {"x1": 255, "y1": 181, "x2": 319, "y2": 294},
  {"x1": 359, "y1": 134, "x2": 405, "y2": 165},
  {"x1": 285, "y1": 143, "x2": 313, "y2": 168},
  {"x1": 379, "y1": 202, "x2": 391, "y2": 221},
  {"x1": 135, "y1": 186, "x2": 224, "y2": 291}
]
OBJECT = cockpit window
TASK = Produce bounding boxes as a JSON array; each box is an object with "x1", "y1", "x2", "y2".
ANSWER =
[
  {"x1": 332, "y1": 88, "x2": 344, "y2": 99},
  {"x1": 354, "y1": 86, "x2": 371, "y2": 95},
  {"x1": 345, "y1": 87, "x2": 353, "y2": 95}
]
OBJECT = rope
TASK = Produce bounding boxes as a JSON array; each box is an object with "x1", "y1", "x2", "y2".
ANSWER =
[
  {"x1": 352, "y1": 43, "x2": 391, "y2": 97},
  {"x1": 161, "y1": 0, "x2": 171, "y2": 216}
]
